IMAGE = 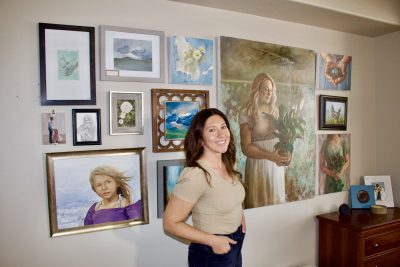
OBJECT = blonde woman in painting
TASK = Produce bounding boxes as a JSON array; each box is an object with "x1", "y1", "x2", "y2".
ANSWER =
[{"x1": 240, "y1": 73, "x2": 291, "y2": 208}]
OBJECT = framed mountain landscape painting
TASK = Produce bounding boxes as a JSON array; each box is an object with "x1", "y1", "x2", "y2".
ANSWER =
[{"x1": 151, "y1": 88, "x2": 209, "y2": 152}]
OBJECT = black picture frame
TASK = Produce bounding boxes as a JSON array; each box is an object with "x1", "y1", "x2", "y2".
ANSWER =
[
  {"x1": 39, "y1": 23, "x2": 96, "y2": 105},
  {"x1": 72, "y1": 109, "x2": 101, "y2": 146},
  {"x1": 156, "y1": 159, "x2": 185, "y2": 218},
  {"x1": 319, "y1": 95, "x2": 348, "y2": 130}
]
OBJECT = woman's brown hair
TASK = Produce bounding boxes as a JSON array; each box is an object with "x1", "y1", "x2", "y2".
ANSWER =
[{"x1": 184, "y1": 108, "x2": 241, "y2": 185}]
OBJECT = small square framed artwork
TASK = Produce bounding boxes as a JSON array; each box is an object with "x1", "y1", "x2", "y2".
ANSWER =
[
  {"x1": 156, "y1": 159, "x2": 185, "y2": 218},
  {"x1": 109, "y1": 91, "x2": 143, "y2": 135},
  {"x1": 349, "y1": 185, "x2": 375, "y2": 209},
  {"x1": 100, "y1": 25, "x2": 164, "y2": 82},
  {"x1": 72, "y1": 109, "x2": 101, "y2": 146},
  {"x1": 151, "y1": 88, "x2": 209, "y2": 152},
  {"x1": 319, "y1": 95, "x2": 348, "y2": 130},
  {"x1": 39, "y1": 23, "x2": 96, "y2": 105},
  {"x1": 363, "y1": 175, "x2": 394, "y2": 207}
]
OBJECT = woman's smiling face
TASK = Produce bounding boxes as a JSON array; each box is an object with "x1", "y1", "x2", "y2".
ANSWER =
[{"x1": 201, "y1": 114, "x2": 230, "y2": 156}]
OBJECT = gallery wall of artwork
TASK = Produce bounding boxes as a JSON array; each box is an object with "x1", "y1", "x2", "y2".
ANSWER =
[{"x1": 37, "y1": 19, "x2": 390, "y2": 238}]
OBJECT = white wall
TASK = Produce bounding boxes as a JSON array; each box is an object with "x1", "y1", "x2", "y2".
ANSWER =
[
  {"x1": 0, "y1": 0, "x2": 378, "y2": 266},
  {"x1": 375, "y1": 31, "x2": 400, "y2": 207}
]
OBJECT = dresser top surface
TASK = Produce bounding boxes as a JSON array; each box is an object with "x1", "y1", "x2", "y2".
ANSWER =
[{"x1": 316, "y1": 207, "x2": 400, "y2": 230}]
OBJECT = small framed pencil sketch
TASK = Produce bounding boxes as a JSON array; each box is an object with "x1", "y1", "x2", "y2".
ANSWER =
[
  {"x1": 46, "y1": 148, "x2": 148, "y2": 237},
  {"x1": 72, "y1": 109, "x2": 101, "y2": 146},
  {"x1": 168, "y1": 36, "x2": 214, "y2": 85},
  {"x1": 363, "y1": 175, "x2": 394, "y2": 207},
  {"x1": 319, "y1": 95, "x2": 348, "y2": 130},
  {"x1": 151, "y1": 89, "x2": 209, "y2": 152},
  {"x1": 349, "y1": 185, "x2": 375, "y2": 209},
  {"x1": 109, "y1": 91, "x2": 144, "y2": 135},
  {"x1": 39, "y1": 23, "x2": 96, "y2": 105},
  {"x1": 157, "y1": 159, "x2": 185, "y2": 218},
  {"x1": 100, "y1": 25, "x2": 164, "y2": 82}
]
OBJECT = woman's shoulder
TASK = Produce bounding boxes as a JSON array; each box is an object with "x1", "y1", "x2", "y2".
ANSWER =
[
  {"x1": 180, "y1": 166, "x2": 206, "y2": 177},
  {"x1": 178, "y1": 166, "x2": 208, "y2": 184}
]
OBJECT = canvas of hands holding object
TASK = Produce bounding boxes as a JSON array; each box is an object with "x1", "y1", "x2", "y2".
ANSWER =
[{"x1": 321, "y1": 53, "x2": 351, "y2": 86}]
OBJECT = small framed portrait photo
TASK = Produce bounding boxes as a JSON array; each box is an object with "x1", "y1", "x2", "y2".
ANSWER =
[
  {"x1": 363, "y1": 175, "x2": 394, "y2": 207},
  {"x1": 72, "y1": 109, "x2": 101, "y2": 146},
  {"x1": 319, "y1": 95, "x2": 348, "y2": 130}
]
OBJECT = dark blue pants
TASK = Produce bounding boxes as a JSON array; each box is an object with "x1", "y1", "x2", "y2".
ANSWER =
[{"x1": 188, "y1": 226, "x2": 245, "y2": 267}]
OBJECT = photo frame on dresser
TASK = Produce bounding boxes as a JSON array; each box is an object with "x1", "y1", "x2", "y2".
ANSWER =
[
  {"x1": 363, "y1": 175, "x2": 394, "y2": 207},
  {"x1": 151, "y1": 89, "x2": 209, "y2": 152},
  {"x1": 100, "y1": 25, "x2": 164, "y2": 82},
  {"x1": 39, "y1": 23, "x2": 96, "y2": 105},
  {"x1": 349, "y1": 185, "x2": 375, "y2": 209}
]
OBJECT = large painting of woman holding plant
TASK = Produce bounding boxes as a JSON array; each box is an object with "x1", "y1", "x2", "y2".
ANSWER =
[{"x1": 218, "y1": 36, "x2": 316, "y2": 208}]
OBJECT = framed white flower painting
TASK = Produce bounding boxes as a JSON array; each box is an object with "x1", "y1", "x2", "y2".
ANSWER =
[
  {"x1": 109, "y1": 91, "x2": 143, "y2": 135},
  {"x1": 168, "y1": 36, "x2": 213, "y2": 85}
]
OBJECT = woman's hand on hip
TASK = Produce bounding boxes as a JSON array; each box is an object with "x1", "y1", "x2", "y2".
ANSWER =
[{"x1": 209, "y1": 235, "x2": 237, "y2": 254}]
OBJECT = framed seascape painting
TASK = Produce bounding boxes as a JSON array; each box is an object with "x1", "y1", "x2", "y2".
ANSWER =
[
  {"x1": 39, "y1": 23, "x2": 96, "y2": 105},
  {"x1": 72, "y1": 109, "x2": 101, "y2": 146},
  {"x1": 100, "y1": 25, "x2": 164, "y2": 82},
  {"x1": 218, "y1": 36, "x2": 316, "y2": 209},
  {"x1": 151, "y1": 88, "x2": 209, "y2": 152},
  {"x1": 363, "y1": 175, "x2": 394, "y2": 207},
  {"x1": 156, "y1": 159, "x2": 185, "y2": 218},
  {"x1": 319, "y1": 95, "x2": 348, "y2": 130},
  {"x1": 317, "y1": 52, "x2": 352, "y2": 90},
  {"x1": 109, "y1": 91, "x2": 143, "y2": 135},
  {"x1": 168, "y1": 36, "x2": 213, "y2": 85},
  {"x1": 46, "y1": 148, "x2": 148, "y2": 237}
]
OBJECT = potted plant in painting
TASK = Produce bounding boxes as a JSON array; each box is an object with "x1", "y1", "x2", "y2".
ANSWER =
[{"x1": 273, "y1": 103, "x2": 306, "y2": 157}]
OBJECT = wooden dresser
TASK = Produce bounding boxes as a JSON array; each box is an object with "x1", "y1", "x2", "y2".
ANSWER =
[{"x1": 316, "y1": 207, "x2": 400, "y2": 267}]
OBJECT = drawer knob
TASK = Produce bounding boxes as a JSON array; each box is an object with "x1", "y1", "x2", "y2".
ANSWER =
[{"x1": 374, "y1": 243, "x2": 379, "y2": 248}]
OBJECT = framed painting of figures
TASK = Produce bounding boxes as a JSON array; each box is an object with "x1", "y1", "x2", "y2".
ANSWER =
[{"x1": 218, "y1": 36, "x2": 316, "y2": 209}]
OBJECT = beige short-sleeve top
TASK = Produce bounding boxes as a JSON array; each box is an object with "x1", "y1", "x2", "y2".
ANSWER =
[{"x1": 172, "y1": 161, "x2": 245, "y2": 234}]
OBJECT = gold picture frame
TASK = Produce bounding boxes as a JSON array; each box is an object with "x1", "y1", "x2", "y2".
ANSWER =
[{"x1": 46, "y1": 148, "x2": 148, "y2": 237}]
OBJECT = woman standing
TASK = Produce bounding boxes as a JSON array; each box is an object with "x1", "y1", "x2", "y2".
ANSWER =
[
  {"x1": 240, "y1": 73, "x2": 291, "y2": 208},
  {"x1": 163, "y1": 108, "x2": 246, "y2": 267}
]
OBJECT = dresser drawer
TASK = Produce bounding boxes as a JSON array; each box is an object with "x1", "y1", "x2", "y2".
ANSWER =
[
  {"x1": 364, "y1": 249, "x2": 400, "y2": 267},
  {"x1": 365, "y1": 230, "x2": 400, "y2": 256}
]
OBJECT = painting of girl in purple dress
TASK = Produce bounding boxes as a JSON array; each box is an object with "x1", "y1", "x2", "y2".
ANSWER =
[
  {"x1": 46, "y1": 148, "x2": 148, "y2": 237},
  {"x1": 84, "y1": 165, "x2": 142, "y2": 225}
]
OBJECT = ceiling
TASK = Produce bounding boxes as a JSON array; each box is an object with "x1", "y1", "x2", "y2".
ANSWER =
[{"x1": 168, "y1": 0, "x2": 400, "y2": 37}]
